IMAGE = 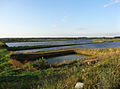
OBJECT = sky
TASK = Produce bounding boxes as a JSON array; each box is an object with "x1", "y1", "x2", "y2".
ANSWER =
[{"x1": 0, "y1": 0, "x2": 120, "y2": 37}]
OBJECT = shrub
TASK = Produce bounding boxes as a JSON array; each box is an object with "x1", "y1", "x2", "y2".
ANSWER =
[{"x1": 31, "y1": 57, "x2": 49, "y2": 69}]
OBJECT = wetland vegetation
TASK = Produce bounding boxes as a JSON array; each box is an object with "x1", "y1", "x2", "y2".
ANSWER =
[{"x1": 1, "y1": 38, "x2": 120, "y2": 89}]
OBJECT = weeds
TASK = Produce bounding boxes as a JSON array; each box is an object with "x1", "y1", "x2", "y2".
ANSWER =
[{"x1": 1, "y1": 41, "x2": 120, "y2": 89}]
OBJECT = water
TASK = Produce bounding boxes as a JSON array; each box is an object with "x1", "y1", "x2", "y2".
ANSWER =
[
  {"x1": 46, "y1": 55, "x2": 83, "y2": 64},
  {"x1": 6, "y1": 40, "x2": 94, "y2": 47},
  {"x1": 14, "y1": 42, "x2": 120, "y2": 53},
  {"x1": 8, "y1": 41, "x2": 120, "y2": 64}
]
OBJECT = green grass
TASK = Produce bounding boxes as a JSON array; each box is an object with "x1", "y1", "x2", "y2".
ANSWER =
[
  {"x1": 93, "y1": 39, "x2": 120, "y2": 42},
  {"x1": 0, "y1": 38, "x2": 90, "y2": 42},
  {"x1": 1, "y1": 41, "x2": 120, "y2": 89}
]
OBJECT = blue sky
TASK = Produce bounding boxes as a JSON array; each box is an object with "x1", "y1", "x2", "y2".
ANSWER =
[{"x1": 0, "y1": 0, "x2": 120, "y2": 37}]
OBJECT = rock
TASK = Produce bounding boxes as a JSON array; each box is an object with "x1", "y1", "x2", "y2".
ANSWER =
[
  {"x1": 75, "y1": 82, "x2": 84, "y2": 89},
  {"x1": 87, "y1": 62, "x2": 90, "y2": 65},
  {"x1": 82, "y1": 69, "x2": 85, "y2": 72}
]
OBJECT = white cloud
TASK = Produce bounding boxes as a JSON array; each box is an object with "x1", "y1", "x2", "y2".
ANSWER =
[
  {"x1": 104, "y1": 0, "x2": 120, "y2": 7},
  {"x1": 104, "y1": 3, "x2": 114, "y2": 8}
]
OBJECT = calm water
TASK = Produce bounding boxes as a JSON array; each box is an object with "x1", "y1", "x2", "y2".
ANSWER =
[
  {"x1": 8, "y1": 41, "x2": 120, "y2": 64},
  {"x1": 46, "y1": 55, "x2": 83, "y2": 64},
  {"x1": 14, "y1": 42, "x2": 120, "y2": 53},
  {"x1": 6, "y1": 40, "x2": 94, "y2": 47}
]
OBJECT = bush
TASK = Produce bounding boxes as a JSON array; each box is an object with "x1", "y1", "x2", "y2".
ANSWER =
[{"x1": 31, "y1": 57, "x2": 49, "y2": 69}]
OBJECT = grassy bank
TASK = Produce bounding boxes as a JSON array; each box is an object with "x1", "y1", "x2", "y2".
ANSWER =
[
  {"x1": 6, "y1": 42, "x2": 96, "y2": 51},
  {"x1": 11, "y1": 48, "x2": 93, "y2": 62},
  {"x1": 1, "y1": 41, "x2": 120, "y2": 89},
  {"x1": 93, "y1": 39, "x2": 120, "y2": 42},
  {"x1": 0, "y1": 38, "x2": 90, "y2": 42},
  {"x1": 1, "y1": 37, "x2": 120, "y2": 42},
  {"x1": 11, "y1": 49, "x2": 76, "y2": 62}
]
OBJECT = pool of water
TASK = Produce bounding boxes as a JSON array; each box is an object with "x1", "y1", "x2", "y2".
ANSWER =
[
  {"x1": 46, "y1": 54, "x2": 83, "y2": 64},
  {"x1": 14, "y1": 42, "x2": 120, "y2": 53},
  {"x1": 6, "y1": 40, "x2": 94, "y2": 47}
]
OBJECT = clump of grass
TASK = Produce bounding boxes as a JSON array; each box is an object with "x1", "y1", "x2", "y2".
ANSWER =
[
  {"x1": 9, "y1": 59, "x2": 23, "y2": 68},
  {"x1": 82, "y1": 57, "x2": 120, "y2": 89},
  {"x1": 9, "y1": 59, "x2": 37, "y2": 70},
  {"x1": 22, "y1": 63, "x2": 36, "y2": 70},
  {"x1": 31, "y1": 57, "x2": 49, "y2": 69}
]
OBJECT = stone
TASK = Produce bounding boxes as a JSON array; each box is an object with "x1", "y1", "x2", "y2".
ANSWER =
[
  {"x1": 75, "y1": 82, "x2": 84, "y2": 89},
  {"x1": 87, "y1": 62, "x2": 90, "y2": 65}
]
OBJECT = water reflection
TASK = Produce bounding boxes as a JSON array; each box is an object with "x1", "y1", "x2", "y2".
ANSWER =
[
  {"x1": 46, "y1": 55, "x2": 83, "y2": 64},
  {"x1": 14, "y1": 42, "x2": 120, "y2": 53},
  {"x1": 6, "y1": 40, "x2": 94, "y2": 47}
]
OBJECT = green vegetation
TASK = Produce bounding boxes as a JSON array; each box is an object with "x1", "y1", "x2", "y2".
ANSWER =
[
  {"x1": 0, "y1": 38, "x2": 89, "y2": 42},
  {"x1": 0, "y1": 42, "x2": 11, "y2": 72},
  {"x1": 93, "y1": 39, "x2": 120, "y2": 42},
  {"x1": 1, "y1": 37, "x2": 120, "y2": 42},
  {"x1": 1, "y1": 40, "x2": 120, "y2": 89}
]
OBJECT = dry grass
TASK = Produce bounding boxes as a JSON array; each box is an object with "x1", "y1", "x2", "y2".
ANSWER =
[
  {"x1": 9, "y1": 59, "x2": 23, "y2": 68},
  {"x1": 9, "y1": 59, "x2": 36, "y2": 70}
]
